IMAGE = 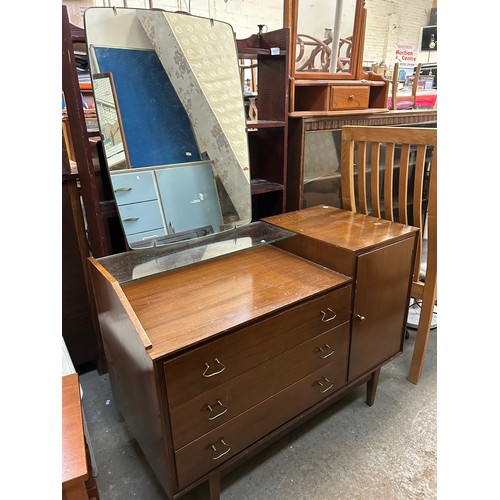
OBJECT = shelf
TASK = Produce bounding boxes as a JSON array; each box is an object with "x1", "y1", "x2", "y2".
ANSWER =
[
  {"x1": 238, "y1": 47, "x2": 287, "y2": 57},
  {"x1": 246, "y1": 120, "x2": 286, "y2": 130},
  {"x1": 251, "y1": 179, "x2": 284, "y2": 195},
  {"x1": 293, "y1": 79, "x2": 387, "y2": 87}
]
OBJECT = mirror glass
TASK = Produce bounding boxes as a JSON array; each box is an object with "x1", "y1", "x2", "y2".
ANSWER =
[
  {"x1": 92, "y1": 73, "x2": 130, "y2": 171},
  {"x1": 84, "y1": 7, "x2": 252, "y2": 250},
  {"x1": 292, "y1": 0, "x2": 358, "y2": 77}
]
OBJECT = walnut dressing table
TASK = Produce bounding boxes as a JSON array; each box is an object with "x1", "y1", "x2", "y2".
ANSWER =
[{"x1": 88, "y1": 208, "x2": 417, "y2": 500}]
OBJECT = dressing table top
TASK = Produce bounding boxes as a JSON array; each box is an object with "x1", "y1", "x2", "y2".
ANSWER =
[{"x1": 117, "y1": 244, "x2": 350, "y2": 359}]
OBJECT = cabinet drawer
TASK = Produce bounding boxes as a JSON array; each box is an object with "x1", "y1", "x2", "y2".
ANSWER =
[
  {"x1": 111, "y1": 170, "x2": 157, "y2": 205},
  {"x1": 169, "y1": 322, "x2": 349, "y2": 450},
  {"x1": 329, "y1": 86, "x2": 369, "y2": 110},
  {"x1": 117, "y1": 200, "x2": 164, "y2": 236},
  {"x1": 174, "y1": 359, "x2": 347, "y2": 489},
  {"x1": 164, "y1": 285, "x2": 352, "y2": 408}
]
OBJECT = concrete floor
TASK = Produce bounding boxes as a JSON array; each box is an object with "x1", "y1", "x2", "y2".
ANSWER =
[{"x1": 79, "y1": 326, "x2": 437, "y2": 500}]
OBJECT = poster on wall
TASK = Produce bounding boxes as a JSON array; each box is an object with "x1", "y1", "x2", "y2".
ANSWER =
[{"x1": 393, "y1": 43, "x2": 418, "y2": 80}]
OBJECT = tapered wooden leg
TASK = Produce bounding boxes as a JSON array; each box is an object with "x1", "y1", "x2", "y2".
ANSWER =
[
  {"x1": 366, "y1": 368, "x2": 381, "y2": 406},
  {"x1": 209, "y1": 473, "x2": 221, "y2": 500},
  {"x1": 408, "y1": 289, "x2": 437, "y2": 385}
]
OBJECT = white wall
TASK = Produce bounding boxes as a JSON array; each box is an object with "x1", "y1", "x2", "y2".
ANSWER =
[{"x1": 66, "y1": 0, "x2": 436, "y2": 64}]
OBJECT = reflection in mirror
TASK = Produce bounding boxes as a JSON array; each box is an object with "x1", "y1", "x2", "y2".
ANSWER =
[
  {"x1": 294, "y1": 0, "x2": 357, "y2": 74},
  {"x1": 84, "y1": 8, "x2": 252, "y2": 250},
  {"x1": 92, "y1": 73, "x2": 129, "y2": 171},
  {"x1": 302, "y1": 130, "x2": 342, "y2": 209}
]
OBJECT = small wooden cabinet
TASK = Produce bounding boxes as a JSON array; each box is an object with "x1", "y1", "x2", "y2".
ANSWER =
[
  {"x1": 265, "y1": 206, "x2": 417, "y2": 382},
  {"x1": 89, "y1": 207, "x2": 417, "y2": 499}
]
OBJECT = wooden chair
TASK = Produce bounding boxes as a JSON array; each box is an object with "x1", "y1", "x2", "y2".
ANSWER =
[
  {"x1": 340, "y1": 125, "x2": 437, "y2": 384},
  {"x1": 389, "y1": 63, "x2": 422, "y2": 110}
]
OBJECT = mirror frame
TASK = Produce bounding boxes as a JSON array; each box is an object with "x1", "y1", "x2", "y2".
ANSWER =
[
  {"x1": 284, "y1": 0, "x2": 367, "y2": 81},
  {"x1": 92, "y1": 72, "x2": 131, "y2": 171}
]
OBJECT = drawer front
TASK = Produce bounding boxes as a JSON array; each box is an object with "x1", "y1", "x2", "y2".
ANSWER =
[
  {"x1": 111, "y1": 170, "x2": 157, "y2": 205},
  {"x1": 170, "y1": 322, "x2": 349, "y2": 450},
  {"x1": 117, "y1": 200, "x2": 164, "y2": 236},
  {"x1": 330, "y1": 86, "x2": 369, "y2": 110},
  {"x1": 164, "y1": 285, "x2": 352, "y2": 408},
  {"x1": 174, "y1": 359, "x2": 347, "y2": 489}
]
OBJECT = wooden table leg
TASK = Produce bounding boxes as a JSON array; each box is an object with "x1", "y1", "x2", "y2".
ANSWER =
[
  {"x1": 209, "y1": 473, "x2": 221, "y2": 500},
  {"x1": 366, "y1": 367, "x2": 381, "y2": 406}
]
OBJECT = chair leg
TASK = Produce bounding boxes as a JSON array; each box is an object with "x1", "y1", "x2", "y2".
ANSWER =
[{"x1": 408, "y1": 289, "x2": 437, "y2": 384}]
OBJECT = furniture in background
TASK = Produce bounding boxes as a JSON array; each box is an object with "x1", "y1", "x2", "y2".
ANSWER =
[
  {"x1": 62, "y1": 372, "x2": 99, "y2": 500},
  {"x1": 286, "y1": 109, "x2": 437, "y2": 212},
  {"x1": 89, "y1": 208, "x2": 417, "y2": 499},
  {"x1": 62, "y1": 134, "x2": 105, "y2": 372},
  {"x1": 62, "y1": 6, "x2": 120, "y2": 258},
  {"x1": 284, "y1": 0, "x2": 390, "y2": 114},
  {"x1": 388, "y1": 63, "x2": 436, "y2": 110},
  {"x1": 236, "y1": 28, "x2": 290, "y2": 220},
  {"x1": 340, "y1": 125, "x2": 437, "y2": 384}
]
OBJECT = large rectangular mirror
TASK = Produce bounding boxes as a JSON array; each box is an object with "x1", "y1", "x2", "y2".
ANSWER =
[
  {"x1": 84, "y1": 8, "x2": 252, "y2": 250},
  {"x1": 285, "y1": 0, "x2": 365, "y2": 80}
]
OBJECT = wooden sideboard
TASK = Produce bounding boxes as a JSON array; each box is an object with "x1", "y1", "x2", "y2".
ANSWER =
[{"x1": 88, "y1": 208, "x2": 417, "y2": 499}]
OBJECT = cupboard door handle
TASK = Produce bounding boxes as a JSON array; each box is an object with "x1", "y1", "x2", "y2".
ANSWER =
[
  {"x1": 211, "y1": 439, "x2": 231, "y2": 460},
  {"x1": 203, "y1": 358, "x2": 226, "y2": 378},
  {"x1": 320, "y1": 308, "x2": 337, "y2": 322},
  {"x1": 123, "y1": 217, "x2": 139, "y2": 222},
  {"x1": 316, "y1": 376, "x2": 334, "y2": 393},
  {"x1": 355, "y1": 314, "x2": 366, "y2": 321},
  {"x1": 114, "y1": 187, "x2": 132, "y2": 192},
  {"x1": 207, "y1": 400, "x2": 228, "y2": 421},
  {"x1": 318, "y1": 344, "x2": 335, "y2": 359}
]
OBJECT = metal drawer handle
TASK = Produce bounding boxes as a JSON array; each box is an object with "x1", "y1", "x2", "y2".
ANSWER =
[
  {"x1": 318, "y1": 344, "x2": 335, "y2": 359},
  {"x1": 349, "y1": 94, "x2": 355, "y2": 100},
  {"x1": 114, "y1": 187, "x2": 132, "y2": 192},
  {"x1": 211, "y1": 439, "x2": 231, "y2": 460},
  {"x1": 123, "y1": 217, "x2": 139, "y2": 222},
  {"x1": 203, "y1": 358, "x2": 226, "y2": 378},
  {"x1": 355, "y1": 314, "x2": 366, "y2": 321},
  {"x1": 316, "y1": 376, "x2": 334, "y2": 393},
  {"x1": 207, "y1": 400, "x2": 228, "y2": 421},
  {"x1": 320, "y1": 308, "x2": 337, "y2": 322}
]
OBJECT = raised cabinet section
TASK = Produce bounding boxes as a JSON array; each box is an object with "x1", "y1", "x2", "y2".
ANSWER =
[{"x1": 264, "y1": 206, "x2": 418, "y2": 381}]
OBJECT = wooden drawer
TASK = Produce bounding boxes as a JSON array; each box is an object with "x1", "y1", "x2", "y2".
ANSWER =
[
  {"x1": 111, "y1": 170, "x2": 157, "y2": 205},
  {"x1": 116, "y1": 200, "x2": 164, "y2": 236},
  {"x1": 164, "y1": 285, "x2": 352, "y2": 408},
  {"x1": 329, "y1": 86, "x2": 369, "y2": 111},
  {"x1": 174, "y1": 359, "x2": 347, "y2": 489},
  {"x1": 169, "y1": 322, "x2": 349, "y2": 450}
]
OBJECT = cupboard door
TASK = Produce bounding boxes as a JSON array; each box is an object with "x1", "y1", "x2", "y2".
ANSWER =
[{"x1": 348, "y1": 237, "x2": 415, "y2": 380}]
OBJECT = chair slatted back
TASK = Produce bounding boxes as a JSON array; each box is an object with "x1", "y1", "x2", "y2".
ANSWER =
[{"x1": 341, "y1": 125, "x2": 437, "y2": 384}]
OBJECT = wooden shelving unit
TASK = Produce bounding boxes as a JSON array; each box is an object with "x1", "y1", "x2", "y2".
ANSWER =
[{"x1": 237, "y1": 28, "x2": 290, "y2": 221}]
